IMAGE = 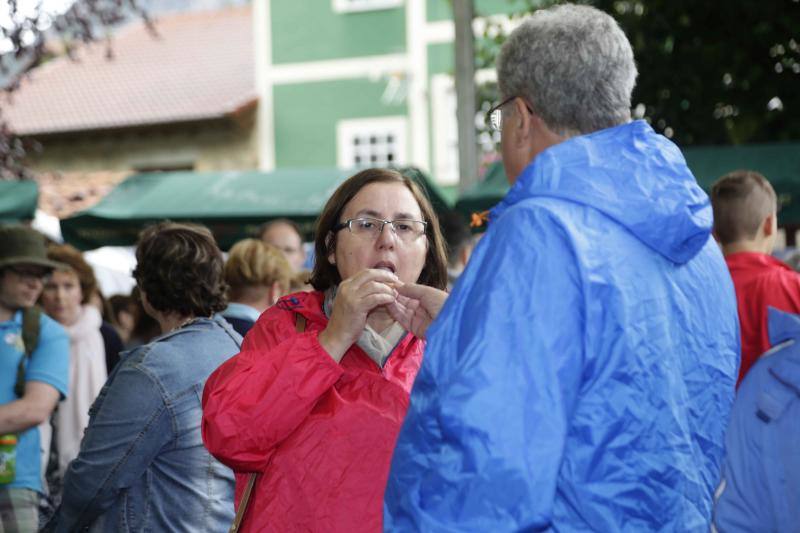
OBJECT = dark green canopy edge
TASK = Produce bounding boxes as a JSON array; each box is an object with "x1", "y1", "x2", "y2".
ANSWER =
[
  {"x1": 61, "y1": 167, "x2": 453, "y2": 251},
  {"x1": 455, "y1": 141, "x2": 800, "y2": 225},
  {"x1": 0, "y1": 180, "x2": 38, "y2": 223}
]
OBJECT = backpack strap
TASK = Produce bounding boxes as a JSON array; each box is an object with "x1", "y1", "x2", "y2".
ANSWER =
[
  {"x1": 295, "y1": 314, "x2": 306, "y2": 333},
  {"x1": 228, "y1": 312, "x2": 306, "y2": 533},
  {"x1": 15, "y1": 307, "x2": 41, "y2": 398}
]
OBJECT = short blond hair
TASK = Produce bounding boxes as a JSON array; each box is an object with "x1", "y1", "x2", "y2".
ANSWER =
[{"x1": 224, "y1": 239, "x2": 293, "y2": 299}]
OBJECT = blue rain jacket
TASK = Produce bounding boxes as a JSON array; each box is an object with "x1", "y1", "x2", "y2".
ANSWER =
[
  {"x1": 714, "y1": 307, "x2": 800, "y2": 532},
  {"x1": 384, "y1": 121, "x2": 740, "y2": 532}
]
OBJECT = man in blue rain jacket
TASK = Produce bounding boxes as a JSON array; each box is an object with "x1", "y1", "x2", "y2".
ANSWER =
[
  {"x1": 383, "y1": 4, "x2": 740, "y2": 531},
  {"x1": 714, "y1": 307, "x2": 800, "y2": 532}
]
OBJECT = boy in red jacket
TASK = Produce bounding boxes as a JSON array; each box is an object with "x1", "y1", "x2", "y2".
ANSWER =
[{"x1": 711, "y1": 169, "x2": 800, "y2": 385}]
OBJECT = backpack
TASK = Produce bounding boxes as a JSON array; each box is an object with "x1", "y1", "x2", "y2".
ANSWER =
[{"x1": 14, "y1": 307, "x2": 41, "y2": 398}]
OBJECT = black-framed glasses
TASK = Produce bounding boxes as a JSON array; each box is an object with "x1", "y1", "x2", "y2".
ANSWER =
[
  {"x1": 485, "y1": 96, "x2": 535, "y2": 132},
  {"x1": 333, "y1": 217, "x2": 427, "y2": 242}
]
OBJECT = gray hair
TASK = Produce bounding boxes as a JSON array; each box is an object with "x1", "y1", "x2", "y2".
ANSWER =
[{"x1": 497, "y1": 4, "x2": 637, "y2": 137}]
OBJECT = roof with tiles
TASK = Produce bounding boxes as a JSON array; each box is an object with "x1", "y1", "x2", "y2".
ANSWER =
[{"x1": 3, "y1": 5, "x2": 255, "y2": 136}]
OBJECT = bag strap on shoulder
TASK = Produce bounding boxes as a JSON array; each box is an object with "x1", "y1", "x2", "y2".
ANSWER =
[
  {"x1": 295, "y1": 314, "x2": 306, "y2": 334},
  {"x1": 228, "y1": 473, "x2": 257, "y2": 533},
  {"x1": 228, "y1": 312, "x2": 306, "y2": 533},
  {"x1": 15, "y1": 307, "x2": 41, "y2": 398}
]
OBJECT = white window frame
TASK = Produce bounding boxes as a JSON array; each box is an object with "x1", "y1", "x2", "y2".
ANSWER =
[
  {"x1": 332, "y1": 0, "x2": 403, "y2": 14},
  {"x1": 430, "y1": 74, "x2": 459, "y2": 186},
  {"x1": 336, "y1": 116, "x2": 408, "y2": 170}
]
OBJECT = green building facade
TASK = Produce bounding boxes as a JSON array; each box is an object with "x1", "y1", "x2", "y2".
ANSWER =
[{"x1": 256, "y1": 0, "x2": 527, "y2": 186}]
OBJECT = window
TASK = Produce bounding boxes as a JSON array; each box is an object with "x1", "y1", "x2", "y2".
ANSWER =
[
  {"x1": 430, "y1": 74, "x2": 459, "y2": 186},
  {"x1": 337, "y1": 117, "x2": 407, "y2": 169},
  {"x1": 332, "y1": 0, "x2": 403, "y2": 13}
]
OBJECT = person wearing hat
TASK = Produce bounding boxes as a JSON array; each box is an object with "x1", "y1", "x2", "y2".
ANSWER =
[{"x1": 0, "y1": 225, "x2": 70, "y2": 532}]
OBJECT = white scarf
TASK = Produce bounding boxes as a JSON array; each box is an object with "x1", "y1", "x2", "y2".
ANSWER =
[{"x1": 56, "y1": 305, "x2": 107, "y2": 476}]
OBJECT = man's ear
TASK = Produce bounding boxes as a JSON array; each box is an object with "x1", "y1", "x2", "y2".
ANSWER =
[
  {"x1": 268, "y1": 281, "x2": 282, "y2": 306},
  {"x1": 512, "y1": 97, "x2": 534, "y2": 146},
  {"x1": 763, "y1": 213, "x2": 776, "y2": 237}
]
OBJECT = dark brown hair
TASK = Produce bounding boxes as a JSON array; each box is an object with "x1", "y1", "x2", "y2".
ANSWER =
[
  {"x1": 46, "y1": 244, "x2": 97, "y2": 304},
  {"x1": 133, "y1": 222, "x2": 227, "y2": 317},
  {"x1": 310, "y1": 168, "x2": 448, "y2": 291},
  {"x1": 710, "y1": 170, "x2": 777, "y2": 245}
]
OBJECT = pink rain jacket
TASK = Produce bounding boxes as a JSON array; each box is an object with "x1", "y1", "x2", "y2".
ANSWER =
[{"x1": 201, "y1": 291, "x2": 423, "y2": 532}]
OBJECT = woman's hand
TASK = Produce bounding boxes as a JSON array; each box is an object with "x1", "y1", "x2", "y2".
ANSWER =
[
  {"x1": 318, "y1": 269, "x2": 399, "y2": 362},
  {"x1": 387, "y1": 283, "x2": 449, "y2": 340}
]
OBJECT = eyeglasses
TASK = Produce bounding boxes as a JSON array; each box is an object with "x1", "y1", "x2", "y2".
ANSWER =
[
  {"x1": 485, "y1": 96, "x2": 535, "y2": 132},
  {"x1": 7, "y1": 265, "x2": 50, "y2": 281},
  {"x1": 333, "y1": 217, "x2": 427, "y2": 242}
]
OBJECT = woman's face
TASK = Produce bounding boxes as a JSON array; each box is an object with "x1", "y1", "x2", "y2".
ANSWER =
[
  {"x1": 41, "y1": 269, "x2": 83, "y2": 326},
  {"x1": 330, "y1": 182, "x2": 428, "y2": 285}
]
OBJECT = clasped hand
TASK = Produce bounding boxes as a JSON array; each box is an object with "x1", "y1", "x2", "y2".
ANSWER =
[{"x1": 317, "y1": 269, "x2": 448, "y2": 362}]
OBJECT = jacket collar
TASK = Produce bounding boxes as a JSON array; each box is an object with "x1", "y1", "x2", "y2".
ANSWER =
[
  {"x1": 0, "y1": 309, "x2": 24, "y2": 326},
  {"x1": 150, "y1": 315, "x2": 228, "y2": 344},
  {"x1": 222, "y1": 302, "x2": 261, "y2": 323},
  {"x1": 275, "y1": 290, "x2": 418, "y2": 366},
  {"x1": 489, "y1": 120, "x2": 711, "y2": 264},
  {"x1": 275, "y1": 291, "x2": 327, "y2": 326},
  {"x1": 725, "y1": 251, "x2": 793, "y2": 272}
]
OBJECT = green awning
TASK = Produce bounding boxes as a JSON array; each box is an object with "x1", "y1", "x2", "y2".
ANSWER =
[
  {"x1": 456, "y1": 141, "x2": 800, "y2": 224},
  {"x1": 61, "y1": 167, "x2": 453, "y2": 250},
  {"x1": 683, "y1": 142, "x2": 800, "y2": 225},
  {"x1": 0, "y1": 180, "x2": 38, "y2": 223},
  {"x1": 454, "y1": 161, "x2": 509, "y2": 219}
]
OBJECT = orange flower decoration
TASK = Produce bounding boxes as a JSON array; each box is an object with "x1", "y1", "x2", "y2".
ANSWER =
[{"x1": 470, "y1": 210, "x2": 490, "y2": 228}]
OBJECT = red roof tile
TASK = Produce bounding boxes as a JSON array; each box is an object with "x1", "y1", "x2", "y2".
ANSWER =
[{"x1": 3, "y1": 5, "x2": 255, "y2": 136}]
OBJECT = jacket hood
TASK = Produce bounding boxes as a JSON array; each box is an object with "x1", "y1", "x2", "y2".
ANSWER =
[
  {"x1": 491, "y1": 120, "x2": 712, "y2": 264},
  {"x1": 768, "y1": 306, "x2": 800, "y2": 347},
  {"x1": 760, "y1": 307, "x2": 800, "y2": 412},
  {"x1": 767, "y1": 307, "x2": 800, "y2": 392}
]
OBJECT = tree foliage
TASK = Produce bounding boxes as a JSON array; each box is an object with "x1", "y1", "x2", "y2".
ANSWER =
[{"x1": 475, "y1": 0, "x2": 800, "y2": 147}]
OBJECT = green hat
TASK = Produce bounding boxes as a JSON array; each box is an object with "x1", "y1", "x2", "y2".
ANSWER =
[{"x1": 0, "y1": 225, "x2": 64, "y2": 271}]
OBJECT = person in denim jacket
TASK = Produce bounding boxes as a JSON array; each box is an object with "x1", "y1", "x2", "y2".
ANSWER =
[{"x1": 47, "y1": 223, "x2": 239, "y2": 532}]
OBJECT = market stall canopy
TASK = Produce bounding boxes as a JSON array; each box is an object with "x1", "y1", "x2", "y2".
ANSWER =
[
  {"x1": 682, "y1": 142, "x2": 800, "y2": 224},
  {"x1": 61, "y1": 167, "x2": 453, "y2": 250},
  {"x1": 0, "y1": 180, "x2": 38, "y2": 223},
  {"x1": 456, "y1": 141, "x2": 800, "y2": 224},
  {"x1": 454, "y1": 161, "x2": 508, "y2": 221}
]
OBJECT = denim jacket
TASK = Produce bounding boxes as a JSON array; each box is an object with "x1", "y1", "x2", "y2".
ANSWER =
[{"x1": 49, "y1": 316, "x2": 240, "y2": 532}]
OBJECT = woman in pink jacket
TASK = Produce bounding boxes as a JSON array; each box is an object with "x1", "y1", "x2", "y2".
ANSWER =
[{"x1": 202, "y1": 168, "x2": 448, "y2": 532}]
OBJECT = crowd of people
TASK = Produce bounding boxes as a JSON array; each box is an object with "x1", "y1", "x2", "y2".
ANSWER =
[
  {"x1": 0, "y1": 218, "x2": 316, "y2": 531},
  {"x1": 1, "y1": 3, "x2": 798, "y2": 532}
]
